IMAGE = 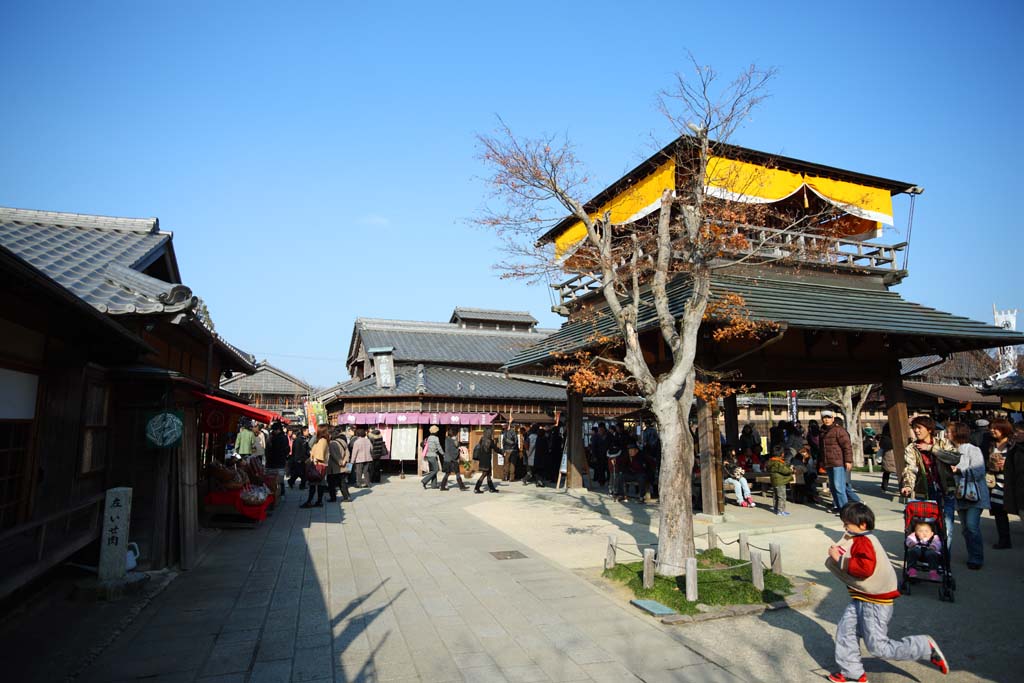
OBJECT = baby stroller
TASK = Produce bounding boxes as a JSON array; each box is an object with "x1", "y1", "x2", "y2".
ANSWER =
[{"x1": 901, "y1": 500, "x2": 955, "y2": 602}]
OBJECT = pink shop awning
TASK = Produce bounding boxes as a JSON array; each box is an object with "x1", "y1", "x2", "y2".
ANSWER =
[{"x1": 335, "y1": 412, "x2": 497, "y2": 426}]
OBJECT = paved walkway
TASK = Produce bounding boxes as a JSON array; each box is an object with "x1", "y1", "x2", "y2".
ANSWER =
[{"x1": 81, "y1": 480, "x2": 737, "y2": 683}]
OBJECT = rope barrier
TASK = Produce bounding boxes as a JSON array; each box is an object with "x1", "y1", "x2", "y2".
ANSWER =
[
  {"x1": 747, "y1": 542, "x2": 771, "y2": 552},
  {"x1": 716, "y1": 536, "x2": 739, "y2": 546}
]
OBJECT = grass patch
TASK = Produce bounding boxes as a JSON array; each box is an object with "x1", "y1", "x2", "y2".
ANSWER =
[{"x1": 602, "y1": 548, "x2": 793, "y2": 616}]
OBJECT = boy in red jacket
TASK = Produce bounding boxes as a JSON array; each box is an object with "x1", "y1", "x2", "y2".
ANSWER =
[{"x1": 824, "y1": 503, "x2": 949, "y2": 682}]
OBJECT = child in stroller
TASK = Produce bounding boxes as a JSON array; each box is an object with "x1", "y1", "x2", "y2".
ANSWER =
[
  {"x1": 901, "y1": 500, "x2": 955, "y2": 601},
  {"x1": 905, "y1": 521, "x2": 942, "y2": 581}
]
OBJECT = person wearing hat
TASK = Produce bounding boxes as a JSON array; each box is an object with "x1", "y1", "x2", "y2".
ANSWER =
[
  {"x1": 421, "y1": 425, "x2": 444, "y2": 489},
  {"x1": 820, "y1": 410, "x2": 862, "y2": 513}
]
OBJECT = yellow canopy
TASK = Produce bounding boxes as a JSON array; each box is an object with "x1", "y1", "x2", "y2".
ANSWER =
[
  {"x1": 705, "y1": 156, "x2": 894, "y2": 226},
  {"x1": 553, "y1": 154, "x2": 895, "y2": 259}
]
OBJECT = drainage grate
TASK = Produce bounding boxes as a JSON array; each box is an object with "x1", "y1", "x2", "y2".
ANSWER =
[{"x1": 490, "y1": 550, "x2": 527, "y2": 560}]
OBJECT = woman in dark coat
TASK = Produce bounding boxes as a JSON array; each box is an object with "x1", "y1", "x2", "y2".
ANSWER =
[
  {"x1": 1000, "y1": 423, "x2": 1024, "y2": 529},
  {"x1": 473, "y1": 430, "x2": 500, "y2": 493},
  {"x1": 439, "y1": 426, "x2": 467, "y2": 491}
]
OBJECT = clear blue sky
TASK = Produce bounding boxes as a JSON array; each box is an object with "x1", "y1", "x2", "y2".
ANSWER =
[{"x1": 3, "y1": 1, "x2": 1021, "y2": 387}]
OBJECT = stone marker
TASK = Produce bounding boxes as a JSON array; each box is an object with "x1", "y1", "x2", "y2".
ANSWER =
[
  {"x1": 642, "y1": 548, "x2": 655, "y2": 589},
  {"x1": 685, "y1": 558, "x2": 698, "y2": 601},
  {"x1": 99, "y1": 487, "x2": 132, "y2": 583},
  {"x1": 605, "y1": 535, "x2": 617, "y2": 570}
]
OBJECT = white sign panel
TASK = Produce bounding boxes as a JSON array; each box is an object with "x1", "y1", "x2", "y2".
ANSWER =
[{"x1": 99, "y1": 487, "x2": 133, "y2": 582}]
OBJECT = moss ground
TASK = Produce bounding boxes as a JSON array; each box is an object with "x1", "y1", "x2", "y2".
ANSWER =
[{"x1": 602, "y1": 548, "x2": 793, "y2": 616}]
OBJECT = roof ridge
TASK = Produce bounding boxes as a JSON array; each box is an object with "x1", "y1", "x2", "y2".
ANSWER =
[
  {"x1": 0, "y1": 206, "x2": 158, "y2": 234},
  {"x1": 361, "y1": 321, "x2": 552, "y2": 337}
]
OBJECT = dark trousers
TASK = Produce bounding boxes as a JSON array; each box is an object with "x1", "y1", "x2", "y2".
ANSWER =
[
  {"x1": 326, "y1": 472, "x2": 350, "y2": 501},
  {"x1": 908, "y1": 545, "x2": 941, "y2": 570},
  {"x1": 440, "y1": 460, "x2": 464, "y2": 490},
  {"x1": 303, "y1": 482, "x2": 326, "y2": 505},
  {"x1": 881, "y1": 471, "x2": 892, "y2": 492},
  {"x1": 474, "y1": 468, "x2": 497, "y2": 492},
  {"x1": 288, "y1": 461, "x2": 306, "y2": 489},
  {"x1": 421, "y1": 456, "x2": 439, "y2": 488},
  {"x1": 992, "y1": 502, "x2": 1011, "y2": 545},
  {"x1": 354, "y1": 462, "x2": 371, "y2": 487}
]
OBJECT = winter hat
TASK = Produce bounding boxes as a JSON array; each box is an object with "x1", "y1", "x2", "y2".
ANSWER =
[{"x1": 429, "y1": 425, "x2": 439, "y2": 434}]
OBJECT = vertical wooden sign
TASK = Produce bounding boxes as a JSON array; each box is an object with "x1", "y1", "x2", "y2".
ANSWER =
[{"x1": 98, "y1": 487, "x2": 133, "y2": 582}]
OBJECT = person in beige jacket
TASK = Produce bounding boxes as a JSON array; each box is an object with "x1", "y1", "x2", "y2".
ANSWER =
[
  {"x1": 300, "y1": 425, "x2": 331, "y2": 508},
  {"x1": 326, "y1": 427, "x2": 352, "y2": 502}
]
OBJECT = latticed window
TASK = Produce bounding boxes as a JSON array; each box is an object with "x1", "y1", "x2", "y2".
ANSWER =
[
  {"x1": 80, "y1": 382, "x2": 109, "y2": 475},
  {"x1": 0, "y1": 421, "x2": 32, "y2": 529}
]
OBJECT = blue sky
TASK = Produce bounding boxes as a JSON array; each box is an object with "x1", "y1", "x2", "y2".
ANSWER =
[{"x1": 3, "y1": 1, "x2": 1021, "y2": 387}]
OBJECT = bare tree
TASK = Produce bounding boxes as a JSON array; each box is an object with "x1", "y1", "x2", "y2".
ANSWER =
[
  {"x1": 809, "y1": 385, "x2": 875, "y2": 466},
  {"x1": 477, "y1": 59, "x2": 844, "y2": 576}
]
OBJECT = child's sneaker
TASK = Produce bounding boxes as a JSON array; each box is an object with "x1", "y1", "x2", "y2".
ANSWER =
[
  {"x1": 739, "y1": 500, "x2": 749, "y2": 507},
  {"x1": 779, "y1": 511, "x2": 791, "y2": 516},
  {"x1": 927, "y1": 569, "x2": 940, "y2": 582},
  {"x1": 927, "y1": 637, "x2": 949, "y2": 674},
  {"x1": 746, "y1": 498, "x2": 756, "y2": 508},
  {"x1": 906, "y1": 567, "x2": 917, "y2": 578},
  {"x1": 827, "y1": 673, "x2": 867, "y2": 682}
]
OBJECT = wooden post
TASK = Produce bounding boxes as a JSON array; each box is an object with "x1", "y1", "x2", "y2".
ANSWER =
[
  {"x1": 738, "y1": 532, "x2": 750, "y2": 561},
  {"x1": 642, "y1": 548, "x2": 656, "y2": 589},
  {"x1": 605, "y1": 536, "x2": 617, "y2": 570},
  {"x1": 685, "y1": 557, "x2": 698, "y2": 601},
  {"x1": 707, "y1": 525, "x2": 717, "y2": 551},
  {"x1": 750, "y1": 549, "x2": 764, "y2": 592},
  {"x1": 723, "y1": 393, "x2": 740, "y2": 447},
  {"x1": 770, "y1": 542, "x2": 782, "y2": 574},
  {"x1": 883, "y1": 360, "x2": 910, "y2": 480},
  {"x1": 566, "y1": 389, "x2": 586, "y2": 489},
  {"x1": 698, "y1": 399, "x2": 723, "y2": 516}
]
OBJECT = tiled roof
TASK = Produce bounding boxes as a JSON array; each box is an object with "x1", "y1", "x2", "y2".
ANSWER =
[
  {"x1": 980, "y1": 373, "x2": 1024, "y2": 396},
  {"x1": 339, "y1": 365, "x2": 570, "y2": 401},
  {"x1": 221, "y1": 361, "x2": 311, "y2": 395},
  {"x1": 901, "y1": 351, "x2": 999, "y2": 383},
  {"x1": 0, "y1": 206, "x2": 194, "y2": 315},
  {"x1": 352, "y1": 317, "x2": 555, "y2": 367},
  {"x1": 449, "y1": 307, "x2": 538, "y2": 325},
  {"x1": 505, "y1": 273, "x2": 1024, "y2": 369},
  {"x1": 903, "y1": 381, "x2": 999, "y2": 405}
]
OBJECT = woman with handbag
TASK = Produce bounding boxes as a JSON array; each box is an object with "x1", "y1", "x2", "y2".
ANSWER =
[
  {"x1": 987, "y1": 418, "x2": 1016, "y2": 549},
  {"x1": 300, "y1": 425, "x2": 331, "y2": 508},
  {"x1": 421, "y1": 425, "x2": 444, "y2": 489},
  {"x1": 327, "y1": 427, "x2": 352, "y2": 503},
  {"x1": 947, "y1": 422, "x2": 989, "y2": 570}
]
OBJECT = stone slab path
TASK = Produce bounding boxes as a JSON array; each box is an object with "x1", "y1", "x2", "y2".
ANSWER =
[{"x1": 80, "y1": 480, "x2": 737, "y2": 683}]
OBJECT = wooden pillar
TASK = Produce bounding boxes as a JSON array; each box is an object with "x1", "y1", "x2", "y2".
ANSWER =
[
  {"x1": 723, "y1": 394, "x2": 740, "y2": 447},
  {"x1": 883, "y1": 361, "x2": 910, "y2": 478},
  {"x1": 698, "y1": 399, "x2": 723, "y2": 516},
  {"x1": 566, "y1": 389, "x2": 586, "y2": 488}
]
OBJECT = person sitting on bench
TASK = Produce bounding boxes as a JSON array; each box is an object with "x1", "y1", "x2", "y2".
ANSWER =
[{"x1": 617, "y1": 441, "x2": 650, "y2": 502}]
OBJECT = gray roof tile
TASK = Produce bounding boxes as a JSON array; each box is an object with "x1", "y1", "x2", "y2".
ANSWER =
[
  {"x1": 0, "y1": 206, "x2": 193, "y2": 315},
  {"x1": 506, "y1": 273, "x2": 1024, "y2": 369},
  {"x1": 221, "y1": 362, "x2": 311, "y2": 395},
  {"x1": 450, "y1": 307, "x2": 538, "y2": 325},
  {"x1": 339, "y1": 365, "x2": 569, "y2": 401},
  {"x1": 354, "y1": 318, "x2": 555, "y2": 367}
]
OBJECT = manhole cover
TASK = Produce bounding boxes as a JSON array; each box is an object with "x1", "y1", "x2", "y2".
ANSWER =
[{"x1": 490, "y1": 550, "x2": 527, "y2": 560}]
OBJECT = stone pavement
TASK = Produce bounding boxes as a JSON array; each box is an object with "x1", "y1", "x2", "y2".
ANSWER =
[{"x1": 79, "y1": 480, "x2": 738, "y2": 683}]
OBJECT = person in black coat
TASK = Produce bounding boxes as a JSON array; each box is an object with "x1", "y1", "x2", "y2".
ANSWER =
[
  {"x1": 501, "y1": 425, "x2": 519, "y2": 482},
  {"x1": 473, "y1": 430, "x2": 501, "y2": 493},
  {"x1": 288, "y1": 427, "x2": 311, "y2": 489},
  {"x1": 439, "y1": 426, "x2": 467, "y2": 491},
  {"x1": 265, "y1": 421, "x2": 290, "y2": 498}
]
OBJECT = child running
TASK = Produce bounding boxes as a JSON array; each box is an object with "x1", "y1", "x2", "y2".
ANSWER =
[
  {"x1": 905, "y1": 521, "x2": 942, "y2": 581},
  {"x1": 825, "y1": 502, "x2": 949, "y2": 682}
]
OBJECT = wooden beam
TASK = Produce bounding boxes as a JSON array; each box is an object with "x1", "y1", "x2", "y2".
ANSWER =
[
  {"x1": 723, "y1": 394, "x2": 739, "y2": 446},
  {"x1": 883, "y1": 360, "x2": 910, "y2": 480},
  {"x1": 698, "y1": 399, "x2": 723, "y2": 516},
  {"x1": 566, "y1": 389, "x2": 586, "y2": 488}
]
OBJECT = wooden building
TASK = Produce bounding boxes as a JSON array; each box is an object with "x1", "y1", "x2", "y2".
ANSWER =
[
  {"x1": 0, "y1": 207, "x2": 256, "y2": 597},
  {"x1": 220, "y1": 361, "x2": 311, "y2": 423},
  {"x1": 503, "y1": 137, "x2": 1024, "y2": 512},
  {"x1": 320, "y1": 309, "x2": 639, "y2": 471}
]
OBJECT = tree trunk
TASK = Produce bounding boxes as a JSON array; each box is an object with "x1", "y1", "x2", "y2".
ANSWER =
[
  {"x1": 840, "y1": 389, "x2": 865, "y2": 468},
  {"x1": 653, "y1": 394, "x2": 695, "y2": 577}
]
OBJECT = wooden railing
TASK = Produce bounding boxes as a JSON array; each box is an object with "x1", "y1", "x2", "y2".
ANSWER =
[
  {"x1": 552, "y1": 225, "x2": 908, "y2": 311},
  {"x1": 0, "y1": 492, "x2": 105, "y2": 599}
]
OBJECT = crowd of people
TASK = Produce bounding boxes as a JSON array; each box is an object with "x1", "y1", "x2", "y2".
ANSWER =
[{"x1": 231, "y1": 420, "x2": 391, "y2": 509}]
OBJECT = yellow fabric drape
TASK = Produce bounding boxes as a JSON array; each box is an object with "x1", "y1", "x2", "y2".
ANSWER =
[
  {"x1": 554, "y1": 159, "x2": 675, "y2": 260},
  {"x1": 703, "y1": 156, "x2": 894, "y2": 230}
]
